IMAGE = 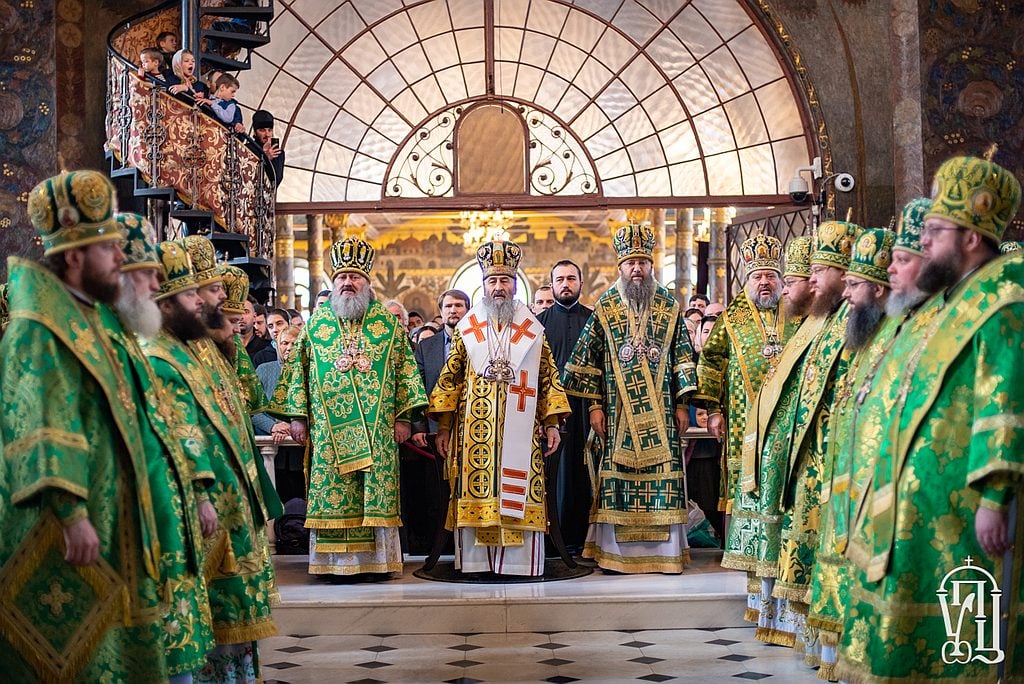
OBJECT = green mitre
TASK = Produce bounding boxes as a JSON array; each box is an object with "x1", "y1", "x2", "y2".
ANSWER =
[
  {"x1": 811, "y1": 221, "x2": 860, "y2": 271},
  {"x1": 894, "y1": 198, "x2": 929, "y2": 255},
  {"x1": 117, "y1": 213, "x2": 161, "y2": 272},
  {"x1": 847, "y1": 228, "x2": 895, "y2": 286},
  {"x1": 926, "y1": 154, "x2": 1022, "y2": 242}
]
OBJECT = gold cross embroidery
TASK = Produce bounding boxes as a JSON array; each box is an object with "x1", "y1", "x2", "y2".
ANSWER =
[{"x1": 39, "y1": 579, "x2": 73, "y2": 618}]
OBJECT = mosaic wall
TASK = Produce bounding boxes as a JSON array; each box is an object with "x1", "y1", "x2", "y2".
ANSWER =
[
  {"x1": 0, "y1": 0, "x2": 55, "y2": 275},
  {"x1": 920, "y1": 0, "x2": 1024, "y2": 238},
  {"x1": 0, "y1": 0, "x2": 151, "y2": 279}
]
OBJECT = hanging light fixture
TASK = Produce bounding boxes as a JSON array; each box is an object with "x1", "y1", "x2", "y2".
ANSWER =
[{"x1": 459, "y1": 209, "x2": 514, "y2": 254}]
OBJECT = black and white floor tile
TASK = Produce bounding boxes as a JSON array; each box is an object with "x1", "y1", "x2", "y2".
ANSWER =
[{"x1": 260, "y1": 626, "x2": 821, "y2": 683}]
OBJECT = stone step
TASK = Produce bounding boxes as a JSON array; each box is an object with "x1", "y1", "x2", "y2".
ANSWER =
[{"x1": 271, "y1": 550, "x2": 747, "y2": 636}]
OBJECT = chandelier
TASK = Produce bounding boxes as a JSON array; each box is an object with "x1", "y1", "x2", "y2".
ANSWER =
[{"x1": 459, "y1": 210, "x2": 513, "y2": 254}]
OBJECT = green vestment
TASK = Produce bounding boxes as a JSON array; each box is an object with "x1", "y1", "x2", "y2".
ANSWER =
[
  {"x1": 99, "y1": 305, "x2": 216, "y2": 675},
  {"x1": 695, "y1": 291, "x2": 797, "y2": 513},
  {"x1": 562, "y1": 284, "x2": 697, "y2": 573},
  {"x1": 269, "y1": 300, "x2": 427, "y2": 553},
  {"x1": 773, "y1": 303, "x2": 849, "y2": 604},
  {"x1": 839, "y1": 254, "x2": 1024, "y2": 683},
  {"x1": 806, "y1": 312, "x2": 905, "y2": 670},
  {"x1": 723, "y1": 314, "x2": 826, "y2": 577},
  {"x1": 146, "y1": 332, "x2": 279, "y2": 645},
  {"x1": 0, "y1": 258, "x2": 166, "y2": 682}
]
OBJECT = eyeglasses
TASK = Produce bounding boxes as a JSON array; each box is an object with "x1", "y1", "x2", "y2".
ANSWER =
[
  {"x1": 920, "y1": 225, "x2": 964, "y2": 238},
  {"x1": 844, "y1": 280, "x2": 874, "y2": 290}
]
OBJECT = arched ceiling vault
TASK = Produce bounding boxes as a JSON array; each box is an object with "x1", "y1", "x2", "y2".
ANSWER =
[{"x1": 238, "y1": 0, "x2": 815, "y2": 210}]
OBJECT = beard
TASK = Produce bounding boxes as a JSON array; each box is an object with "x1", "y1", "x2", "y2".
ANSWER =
[
  {"x1": 746, "y1": 284, "x2": 781, "y2": 310},
  {"x1": 114, "y1": 275, "x2": 162, "y2": 339},
  {"x1": 845, "y1": 298, "x2": 886, "y2": 351},
  {"x1": 82, "y1": 257, "x2": 121, "y2": 304},
  {"x1": 809, "y1": 280, "x2": 845, "y2": 317},
  {"x1": 482, "y1": 294, "x2": 517, "y2": 326},
  {"x1": 618, "y1": 272, "x2": 656, "y2": 310},
  {"x1": 885, "y1": 287, "x2": 928, "y2": 317},
  {"x1": 202, "y1": 302, "x2": 226, "y2": 333},
  {"x1": 214, "y1": 335, "x2": 236, "y2": 362},
  {"x1": 784, "y1": 283, "x2": 813, "y2": 320},
  {"x1": 554, "y1": 287, "x2": 580, "y2": 306},
  {"x1": 164, "y1": 299, "x2": 207, "y2": 342},
  {"x1": 330, "y1": 286, "x2": 373, "y2": 321},
  {"x1": 745, "y1": 278, "x2": 782, "y2": 311},
  {"x1": 916, "y1": 250, "x2": 961, "y2": 294}
]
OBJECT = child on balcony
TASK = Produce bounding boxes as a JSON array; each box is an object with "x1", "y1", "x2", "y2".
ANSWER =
[
  {"x1": 210, "y1": 73, "x2": 245, "y2": 134},
  {"x1": 166, "y1": 49, "x2": 212, "y2": 106},
  {"x1": 136, "y1": 48, "x2": 167, "y2": 86}
]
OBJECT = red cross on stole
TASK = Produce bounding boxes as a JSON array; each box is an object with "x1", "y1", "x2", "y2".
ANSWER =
[
  {"x1": 509, "y1": 369, "x2": 536, "y2": 412},
  {"x1": 509, "y1": 318, "x2": 537, "y2": 344},
  {"x1": 462, "y1": 313, "x2": 487, "y2": 343}
]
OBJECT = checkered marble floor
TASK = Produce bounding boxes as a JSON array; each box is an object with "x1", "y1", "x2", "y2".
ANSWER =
[{"x1": 260, "y1": 626, "x2": 822, "y2": 683}]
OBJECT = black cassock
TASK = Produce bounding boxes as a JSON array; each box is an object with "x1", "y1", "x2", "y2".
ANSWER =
[{"x1": 538, "y1": 300, "x2": 593, "y2": 552}]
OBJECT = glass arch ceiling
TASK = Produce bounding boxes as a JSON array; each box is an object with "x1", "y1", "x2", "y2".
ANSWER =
[{"x1": 238, "y1": 0, "x2": 813, "y2": 205}]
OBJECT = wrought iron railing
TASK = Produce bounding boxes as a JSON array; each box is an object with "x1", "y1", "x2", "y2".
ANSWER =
[{"x1": 106, "y1": 1, "x2": 275, "y2": 260}]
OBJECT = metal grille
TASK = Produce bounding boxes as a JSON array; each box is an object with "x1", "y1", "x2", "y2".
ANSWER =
[{"x1": 727, "y1": 207, "x2": 813, "y2": 297}]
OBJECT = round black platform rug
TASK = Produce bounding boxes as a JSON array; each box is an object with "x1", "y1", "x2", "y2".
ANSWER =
[{"x1": 413, "y1": 558, "x2": 593, "y2": 583}]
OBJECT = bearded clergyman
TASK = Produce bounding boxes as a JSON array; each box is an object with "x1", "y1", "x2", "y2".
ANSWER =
[
  {"x1": 430, "y1": 240, "x2": 570, "y2": 576},
  {"x1": 270, "y1": 237, "x2": 427, "y2": 579},
  {"x1": 695, "y1": 235, "x2": 797, "y2": 526},
  {"x1": 561, "y1": 223, "x2": 697, "y2": 574}
]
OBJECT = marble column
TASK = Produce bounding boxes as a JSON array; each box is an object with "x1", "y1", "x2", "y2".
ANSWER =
[
  {"x1": 306, "y1": 213, "x2": 324, "y2": 312},
  {"x1": 652, "y1": 208, "x2": 666, "y2": 281},
  {"x1": 675, "y1": 208, "x2": 694, "y2": 303},
  {"x1": 708, "y1": 208, "x2": 729, "y2": 304},
  {"x1": 890, "y1": 0, "x2": 925, "y2": 205},
  {"x1": 274, "y1": 214, "x2": 295, "y2": 309}
]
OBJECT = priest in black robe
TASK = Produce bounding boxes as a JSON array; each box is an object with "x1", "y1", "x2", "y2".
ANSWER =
[{"x1": 537, "y1": 259, "x2": 593, "y2": 555}]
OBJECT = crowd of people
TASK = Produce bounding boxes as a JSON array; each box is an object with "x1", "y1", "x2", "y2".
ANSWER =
[
  {"x1": 135, "y1": 32, "x2": 285, "y2": 187},
  {"x1": 0, "y1": 151, "x2": 1021, "y2": 683}
]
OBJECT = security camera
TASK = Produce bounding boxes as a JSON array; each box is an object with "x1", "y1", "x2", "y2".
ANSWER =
[
  {"x1": 835, "y1": 173, "x2": 855, "y2": 192},
  {"x1": 788, "y1": 176, "x2": 811, "y2": 203}
]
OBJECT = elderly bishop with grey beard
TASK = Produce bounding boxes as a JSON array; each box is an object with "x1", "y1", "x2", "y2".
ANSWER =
[
  {"x1": 269, "y1": 237, "x2": 427, "y2": 579},
  {"x1": 430, "y1": 240, "x2": 570, "y2": 576},
  {"x1": 561, "y1": 223, "x2": 698, "y2": 574}
]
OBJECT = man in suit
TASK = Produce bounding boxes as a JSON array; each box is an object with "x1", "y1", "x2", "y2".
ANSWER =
[
  {"x1": 405, "y1": 289, "x2": 470, "y2": 552},
  {"x1": 413, "y1": 289, "x2": 471, "y2": 428}
]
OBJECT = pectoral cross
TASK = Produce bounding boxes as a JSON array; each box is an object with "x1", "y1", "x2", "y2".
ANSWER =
[
  {"x1": 509, "y1": 369, "x2": 536, "y2": 412},
  {"x1": 463, "y1": 314, "x2": 487, "y2": 343},
  {"x1": 510, "y1": 318, "x2": 537, "y2": 344}
]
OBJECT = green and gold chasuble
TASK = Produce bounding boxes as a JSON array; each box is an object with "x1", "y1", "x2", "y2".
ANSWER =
[
  {"x1": 146, "y1": 332, "x2": 279, "y2": 645},
  {"x1": 269, "y1": 300, "x2": 427, "y2": 554},
  {"x1": 723, "y1": 314, "x2": 826, "y2": 577},
  {"x1": 0, "y1": 258, "x2": 166, "y2": 682},
  {"x1": 772, "y1": 303, "x2": 849, "y2": 605},
  {"x1": 805, "y1": 313, "x2": 905, "y2": 672},
  {"x1": 428, "y1": 319, "x2": 568, "y2": 544},
  {"x1": 99, "y1": 305, "x2": 216, "y2": 675},
  {"x1": 695, "y1": 291, "x2": 797, "y2": 514},
  {"x1": 838, "y1": 254, "x2": 1024, "y2": 683},
  {"x1": 562, "y1": 284, "x2": 697, "y2": 572}
]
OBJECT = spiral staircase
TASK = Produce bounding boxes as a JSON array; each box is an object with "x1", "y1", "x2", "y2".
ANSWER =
[{"x1": 105, "y1": 0, "x2": 276, "y2": 300}]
